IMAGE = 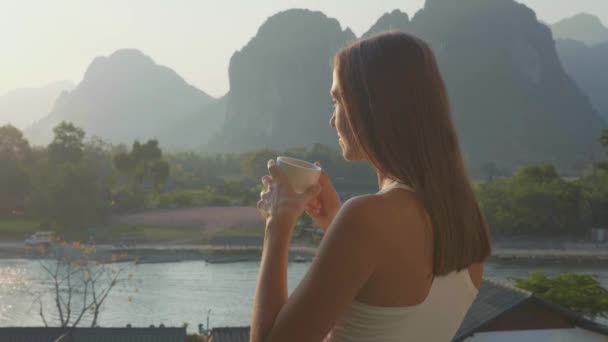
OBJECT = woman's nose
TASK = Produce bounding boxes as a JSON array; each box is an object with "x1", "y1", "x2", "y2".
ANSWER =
[{"x1": 329, "y1": 113, "x2": 336, "y2": 128}]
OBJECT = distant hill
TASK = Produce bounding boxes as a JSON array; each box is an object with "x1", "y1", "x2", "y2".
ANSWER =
[
  {"x1": 556, "y1": 39, "x2": 608, "y2": 123},
  {"x1": 26, "y1": 49, "x2": 217, "y2": 146},
  {"x1": 163, "y1": 96, "x2": 227, "y2": 150},
  {"x1": 401, "y1": 0, "x2": 605, "y2": 171},
  {"x1": 363, "y1": 9, "x2": 411, "y2": 38},
  {"x1": 18, "y1": 4, "x2": 606, "y2": 173},
  {"x1": 0, "y1": 80, "x2": 74, "y2": 129},
  {"x1": 208, "y1": 9, "x2": 356, "y2": 152},
  {"x1": 211, "y1": 1, "x2": 604, "y2": 172},
  {"x1": 552, "y1": 13, "x2": 608, "y2": 46}
]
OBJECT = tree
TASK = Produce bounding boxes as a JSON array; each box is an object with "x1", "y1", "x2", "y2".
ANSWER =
[
  {"x1": 113, "y1": 139, "x2": 170, "y2": 191},
  {"x1": 511, "y1": 272, "x2": 608, "y2": 319},
  {"x1": 29, "y1": 241, "x2": 134, "y2": 328},
  {"x1": 0, "y1": 160, "x2": 30, "y2": 215},
  {"x1": 238, "y1": 148, "x2": 278, "y2": 179},
  {"x1": 47, "y1": 163, "x2": 104, "y2": 227},
  {"x1": 515, "y1": 163, "x2": 559, "y2": 184},
  {"x1": 0, "y1": 125, "x2": 31, "y2": 215},
  {"x1": 581, "y1": 170, "x2": 608, "y2": 228},
  {"x1": 0, "y1": 124, "x2": 30, "y2": 161},
  {"x1": 598, "y1": 129, "x2": 608, "y2": 172},
  {"x1": 477, "y1": 164, "x2": 584, "y2": 236},
  {"x1": 48, "y1": 122, "x2": 86, "y2": 164}
]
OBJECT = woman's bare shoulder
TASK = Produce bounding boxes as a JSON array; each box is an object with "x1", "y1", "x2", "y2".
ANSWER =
[{"x1": 331, "y1": 192, "x2": 427, "y2": 246}]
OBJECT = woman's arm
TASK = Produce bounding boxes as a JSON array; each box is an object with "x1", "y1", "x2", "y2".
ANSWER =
[
  {"x1": 251, "y1": 194, "x2": 382, "y2": 342},
  {"x1": 250, "y1": 216, "x2": 294, "y2": 340}
]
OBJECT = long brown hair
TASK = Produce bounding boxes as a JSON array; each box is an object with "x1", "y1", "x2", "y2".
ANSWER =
[{"x1": 334, "y1": 31, "x2": 491, "y2": 276}]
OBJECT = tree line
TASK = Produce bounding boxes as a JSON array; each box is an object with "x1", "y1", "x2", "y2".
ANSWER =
[{"x1": 1, "y1": 122, "x2": 607, "y2": 237}]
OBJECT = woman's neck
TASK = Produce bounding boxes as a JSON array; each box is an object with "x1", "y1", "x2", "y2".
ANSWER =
[{"x1": 376, "y1": 172, "x2": 397, "y2": 192}]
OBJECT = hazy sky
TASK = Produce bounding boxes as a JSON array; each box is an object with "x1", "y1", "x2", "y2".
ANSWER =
[{"x1": 1, "y1": 0, "x2": 606, "y2": 97}]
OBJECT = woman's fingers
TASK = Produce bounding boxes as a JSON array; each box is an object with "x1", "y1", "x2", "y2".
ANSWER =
[
  {"x1": 267, "y1": 160, "x2": 288, "y2": 183},
  {"x1": 261, "y1": 175, "x2": 272, "y2": 191}
]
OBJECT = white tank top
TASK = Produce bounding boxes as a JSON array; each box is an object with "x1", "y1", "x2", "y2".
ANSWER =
[{"x1": 324, "y1": 182, "x2": 479, "y2": 342}]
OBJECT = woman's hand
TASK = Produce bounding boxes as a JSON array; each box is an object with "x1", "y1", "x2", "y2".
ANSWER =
[
  {"x1": 304, "y1": 162, "x2": 342, "y2": 231},
  {"x1": 257, "y1": 160, "x2": 322, "y2": 230}
]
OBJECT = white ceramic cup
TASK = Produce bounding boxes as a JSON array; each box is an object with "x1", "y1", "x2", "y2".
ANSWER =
[{"x1": 276, "y1": 156, "x2": 322, "y2": 194}]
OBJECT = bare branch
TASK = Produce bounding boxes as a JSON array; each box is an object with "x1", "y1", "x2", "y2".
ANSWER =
[
  {"x1": 65, "y1": 265, "x2": 74, "y2": 326},
  {"x1": 71, "y1": 272, "x2": 93, "y2": 328},
  {"x1": 39, "y1": 299, "x2": 49, "y2": 327},
  {"x1": 91, "y1": 267, "x2": 122, "y2": 327},
  {"x1": 53, "y1": 260, "x2": 65, "y2": 326}
]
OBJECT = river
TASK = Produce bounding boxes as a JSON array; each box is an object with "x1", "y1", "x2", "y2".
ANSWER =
[{"x1": 0, "y1": 259, "x2": 606, "y2": 332}]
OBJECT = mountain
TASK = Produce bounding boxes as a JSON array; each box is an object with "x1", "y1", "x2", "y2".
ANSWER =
[
  {"x1": 209, "y1": 9, "x2": 356, "y2": 152},
  {"x1": 552, "y1": 13, "x2": 608, "y2": 46},
  {"x1": 556, "y1": 39, "x2": 608, "y2": 122},
  {"x1": 26, "y1": 49, "x2": 216, "y2": 146},
  {"x1": 211, "y1": 2, "x2": 603, "y2": 172},
  {"x1": 0, "y1": 81, "x2": 74, "y2": 129},
  {"x1": 363, "y1": 9, "x2": 411, "y2": 38},
  {"x1": 358, "y1": 0, "x2": 604, "y2": 172},
  {"x1": 163, "y1": 96, "x2": 227, "y2": 150}
]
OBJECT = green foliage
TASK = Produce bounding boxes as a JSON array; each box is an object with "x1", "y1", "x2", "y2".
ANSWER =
[
  {"x1": 511, "y1": 272, "x2": 608, "y2": 319},
  {"x1": 0, "y1": 124, "x2": 30, "y2": 161},
  {"x1": 515, "y1": 163, "x2": 559, "y2": 184},
  {"x1": 601, "y1": 128, "x2": 608, "y2": 148},
  {"x1": 0, "y1": 125, "x2": 32, "y2": 216},
  {"x1": 113, "y1": 139, "x2": 170, "y2": 191},
  {"x1": 580, "y1": 170, "x2": 608, "y2": 227},
  {"x1": 478, "y1": 164, "x2": 585, "y2": 236},
  {"x1": 46, "y1": 162, "x2": 105, "y2": 227},
  {"x1": 48, "y1": 121, "x2": 85, "y2": 163},
  {"x1": 239, "y1": 148, "x2": 279, "y2": 178},
  {"x1": 0, "y1": 160, "x2": 30, "y2": 215}
]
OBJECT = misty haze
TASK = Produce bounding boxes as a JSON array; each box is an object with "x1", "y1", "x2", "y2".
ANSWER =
[{"x1": 1, "y1": 0, "x2": 608, "y2": 341}]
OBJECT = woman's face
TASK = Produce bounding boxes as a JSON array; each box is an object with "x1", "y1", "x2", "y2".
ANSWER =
[{"x1": 330, "y1": 71, "x2": 363, "y2": 161}]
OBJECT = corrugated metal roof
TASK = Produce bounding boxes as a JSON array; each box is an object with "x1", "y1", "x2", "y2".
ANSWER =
[
  {"x1": 0, "y1": 327, "x2": 186, "y2": 342},
  {"x1": 210, "y1": 326, "x2": 250, "y2": 342},
  {"x1": 453, "y1": 279, "x2": 533, "y2": 341}
]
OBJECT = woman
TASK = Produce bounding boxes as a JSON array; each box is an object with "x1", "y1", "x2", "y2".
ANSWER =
[{"x1": 251, "y1": 31, "x2": 492, "y2": 342}]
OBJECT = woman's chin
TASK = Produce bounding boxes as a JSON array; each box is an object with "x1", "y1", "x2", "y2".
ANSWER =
[{"x1": 342, "y1": 148, "x2": 353, "y2": 161}]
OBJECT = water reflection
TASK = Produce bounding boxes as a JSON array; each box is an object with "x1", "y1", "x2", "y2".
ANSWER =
[{"x1": 0, "y1": 259, "x2": 606, "y2": 331}]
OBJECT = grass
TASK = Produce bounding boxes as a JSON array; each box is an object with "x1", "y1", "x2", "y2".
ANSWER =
[{"x1": 0, "y1": 218, "x2": 43, "y2": 238}]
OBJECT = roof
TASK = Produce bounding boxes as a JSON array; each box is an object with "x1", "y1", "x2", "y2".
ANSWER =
[
  {"x1": 0, "y1": 327, "x2": 187, "y2": 342},
  {"x1": 453, "y1": 278, "x2": 531, "y2": 340},
  {"x1": 453, "y1": 279, "x2": 608, "y2": 341},
  {"x1": 210, "y1": 326, "x2": 250, "y2": 342}
]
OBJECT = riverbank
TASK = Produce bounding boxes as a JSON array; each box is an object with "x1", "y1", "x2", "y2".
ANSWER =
[
  {"x1": 0, "y1": 243, "x2": 317, "y2": 264},
  {"x1": 1, "y1": 243, "x2": 607, "y2": 265}
]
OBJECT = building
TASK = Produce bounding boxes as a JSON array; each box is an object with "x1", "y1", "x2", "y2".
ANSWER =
[
  {"x1": 0, "y1": 326, "x2": 187, "y2": 342},
  {"x1": 210, "y1": 327, "x2": 250, "y2": 342},
  {"x1": 454, "y1": 279, "x2": 608, "y2": 341}
]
